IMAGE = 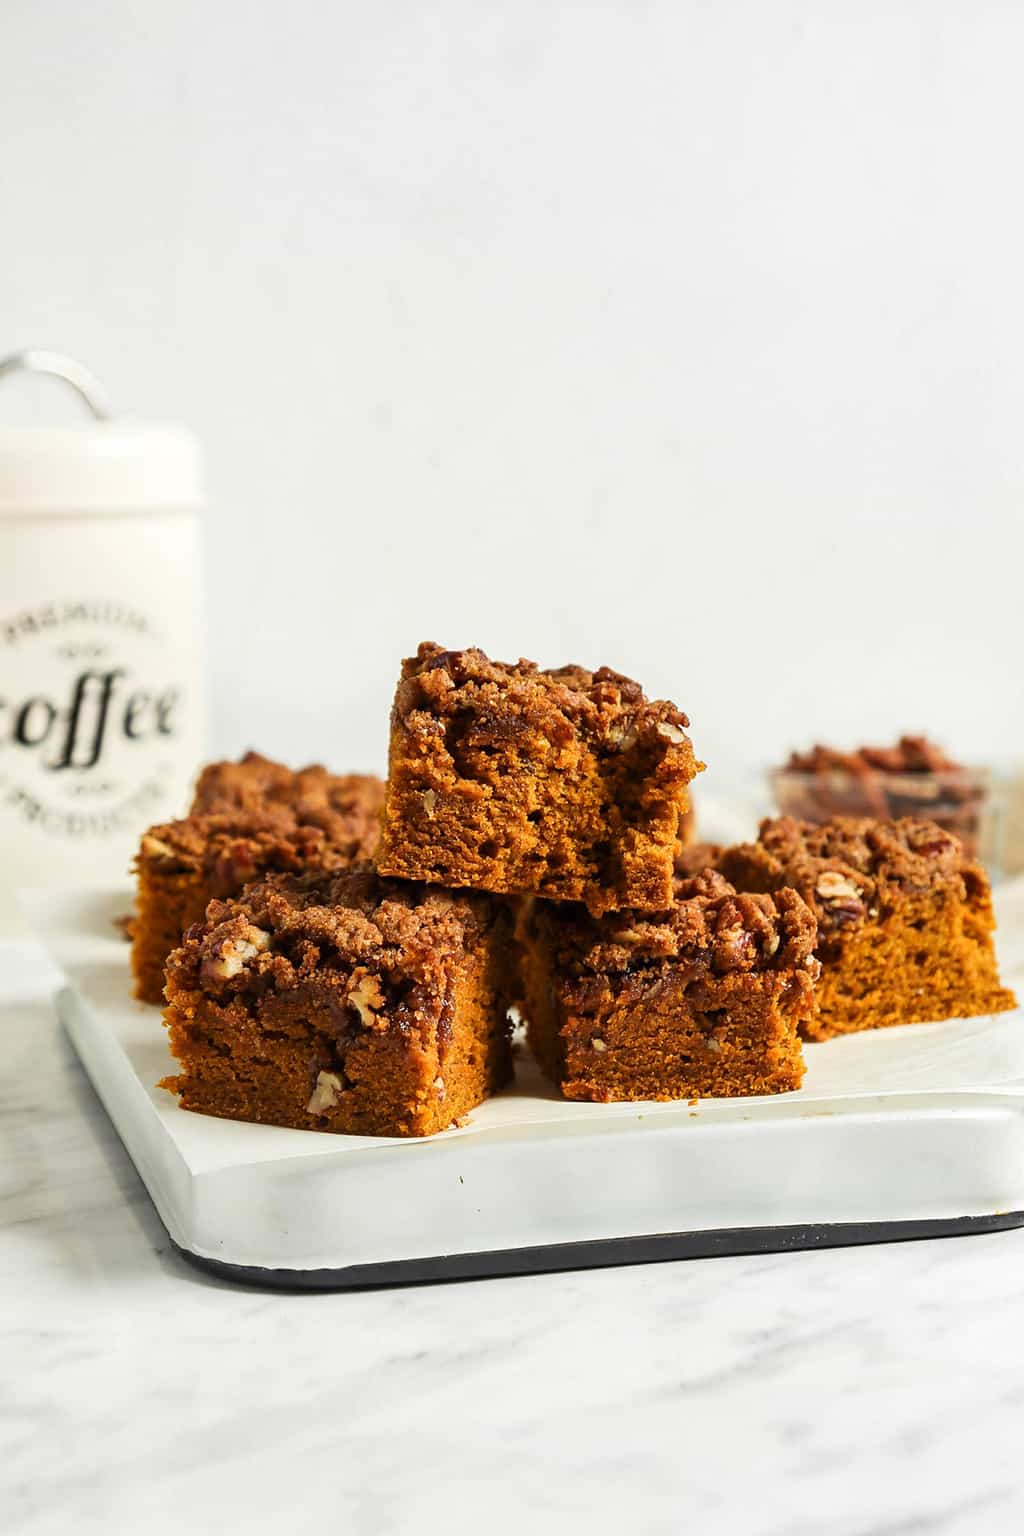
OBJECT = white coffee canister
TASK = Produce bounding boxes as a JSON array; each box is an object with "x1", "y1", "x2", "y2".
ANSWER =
[{"x1": 0, "y1": 351, "x2": 205, "y2": 926}]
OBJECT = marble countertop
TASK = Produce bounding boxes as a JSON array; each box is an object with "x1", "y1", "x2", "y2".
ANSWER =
[{"x1": 5, "y1": 934, "x2": 1024, "y2": 1536}]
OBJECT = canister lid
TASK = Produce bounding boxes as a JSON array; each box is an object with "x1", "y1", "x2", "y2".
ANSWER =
[{"x1": 0, "y1": 351, "x2": 204, "y2": 513}]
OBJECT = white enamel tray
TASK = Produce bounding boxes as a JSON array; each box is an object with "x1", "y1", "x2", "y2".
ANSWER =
[{"x1": 26, "y1": 885, "x2": 1024, "y2": 1288}]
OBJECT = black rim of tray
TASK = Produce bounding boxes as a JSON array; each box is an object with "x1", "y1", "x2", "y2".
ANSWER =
[{"x1": 172, "y1": 1211, "x2": 1024, "y2": 1291}]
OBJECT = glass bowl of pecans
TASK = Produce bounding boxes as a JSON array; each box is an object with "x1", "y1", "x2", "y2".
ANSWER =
[{"x1": 769, "y1": 738, "x2": 995, "y2": 866}]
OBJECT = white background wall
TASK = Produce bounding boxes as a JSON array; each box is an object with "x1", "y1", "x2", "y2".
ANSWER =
[{"x1": 4, "y1": 1, "x2": 1023, "y2": 792}]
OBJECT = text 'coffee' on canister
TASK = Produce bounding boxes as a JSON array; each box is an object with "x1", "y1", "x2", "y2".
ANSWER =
[{"x1": 0, "y1": 352, "x2": 205, "y2": 928}]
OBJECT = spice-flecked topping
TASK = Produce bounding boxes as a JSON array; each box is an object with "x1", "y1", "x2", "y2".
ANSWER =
[
  {"x1": 192, "y1": 750, "x2": 383, "y2": 820},
  {"x1": 722, "y1": 815, "x2": 977, "y2": 936},
  {"x1": 530, "y1": 868, "x2": 818, "y2": 980},
  {"x1": 137, "y1": 757, "x2": 384, "y2": 882},
  {"x1": 394, "y1": 641, "x2": 702, "y2": 779},
  {"x1": 166, "y1": 864, "x2": 498, "y2": 1007},
  {"x1": 135, "y1": 807, "x2": 354, "y2": 882}
]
